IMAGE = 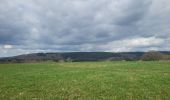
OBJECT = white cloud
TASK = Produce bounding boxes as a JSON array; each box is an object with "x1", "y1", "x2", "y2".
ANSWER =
[
  {"x1": 102, "y1": 37, "x2": 164, "y2": 52},
  {"x1": 3, "y1": 45, "x2": 13, "y2": 49},
  {"x1": 120, "y1": 37, "x2": 164, "y2": 46}
]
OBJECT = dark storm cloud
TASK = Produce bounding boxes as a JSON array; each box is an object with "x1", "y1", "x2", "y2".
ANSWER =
[{"x1": 0, "y1": 0, "x2": 170, "y2": 57}]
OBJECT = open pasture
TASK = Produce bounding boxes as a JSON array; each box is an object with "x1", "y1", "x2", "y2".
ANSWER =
[{"x1": 0, "y1": 61, "x2": 170, "y2": 100}]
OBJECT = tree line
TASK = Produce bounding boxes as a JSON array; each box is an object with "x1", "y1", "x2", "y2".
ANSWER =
[
  {"x1": 0, "y1": 51, "x2": 170, "y2": 63},
  {"x1": 141, "y1": 51, "x2": 170, "y2": 61}
]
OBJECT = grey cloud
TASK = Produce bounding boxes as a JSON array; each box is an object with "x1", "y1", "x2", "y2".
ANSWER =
[{"x1": 0, "y1": 0, "x2": 170, "y2": 57}]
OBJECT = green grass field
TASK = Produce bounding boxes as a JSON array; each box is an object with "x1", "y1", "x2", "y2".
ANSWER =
[{"x1": 0, "y1": 61, "x2": 170, "y2": 100}]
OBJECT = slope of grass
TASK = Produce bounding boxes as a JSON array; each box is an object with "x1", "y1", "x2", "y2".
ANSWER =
[{"x1": 0, "y1": 61, "x2": 170, "y2": 100}]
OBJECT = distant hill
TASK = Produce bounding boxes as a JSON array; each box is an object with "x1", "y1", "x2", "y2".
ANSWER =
[{"x1": 0, "y1": 51, "x2": 170, "y2": 63}]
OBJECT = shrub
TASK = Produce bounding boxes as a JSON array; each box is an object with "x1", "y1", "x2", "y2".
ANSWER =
[{"x1": 141, "y1": 51, "x2": 163, "y2": 61}]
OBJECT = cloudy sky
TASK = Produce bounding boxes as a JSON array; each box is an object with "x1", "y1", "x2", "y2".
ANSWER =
[{"x1": 0, "y1": 0, "x2": 170, "y2": 57}]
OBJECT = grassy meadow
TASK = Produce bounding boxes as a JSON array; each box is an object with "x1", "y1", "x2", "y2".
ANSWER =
[{"x1": 0, "y1": 61, "x2": 170, "y2": 100}]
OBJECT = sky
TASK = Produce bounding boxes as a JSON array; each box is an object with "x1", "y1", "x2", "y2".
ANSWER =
[{"x1": 0, "y1": 0, "x2": 170, "y2": 57}]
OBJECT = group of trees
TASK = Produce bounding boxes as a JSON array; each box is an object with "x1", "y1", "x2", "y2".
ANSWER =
[
  {"x1": 0, "y1": 51, "x2": 169, "y2": 63},
  {"x1": 141, "y1": 51, "x2": 170, "y2": 61}
]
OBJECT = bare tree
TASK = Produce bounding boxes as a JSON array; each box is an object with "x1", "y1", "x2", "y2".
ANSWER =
[{"x1": 141, "y1": 51, "x2": 163, "y2": 61}]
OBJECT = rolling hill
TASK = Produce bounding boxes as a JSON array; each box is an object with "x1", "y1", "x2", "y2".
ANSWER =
[{"x1": 0, "y1": 51, "x2": 170, "y2": 63}]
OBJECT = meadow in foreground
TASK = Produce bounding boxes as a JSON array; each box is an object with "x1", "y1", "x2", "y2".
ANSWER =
[{"x1": 0, "y1": 61, "x2": 169, "y2": 100}]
